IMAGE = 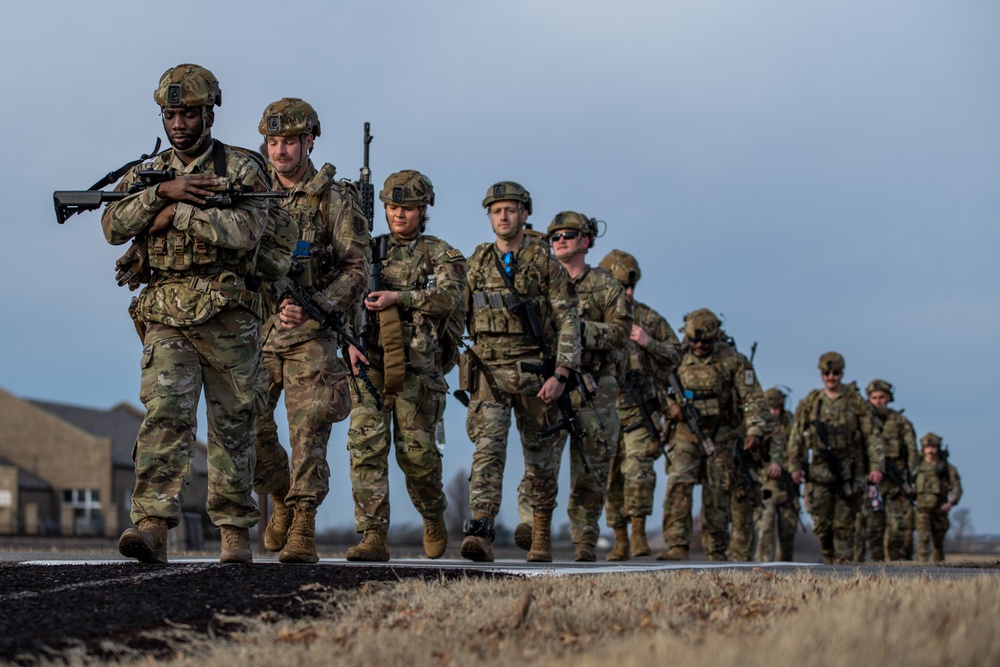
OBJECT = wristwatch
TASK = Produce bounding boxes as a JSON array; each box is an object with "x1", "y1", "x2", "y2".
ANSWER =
[{"x1": 554, "y1": 373, "x2": 568, "y2": 384}]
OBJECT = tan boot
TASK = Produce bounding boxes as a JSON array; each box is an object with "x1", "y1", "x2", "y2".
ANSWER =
[
  {"x1": 263, "y1": 487, "x2": 292, "y2": 552},
  {"x1": 220, "y1": 525, "x2": 252, "y2": 564},
  {"x1": 574, "y1": 542, "x2": 596, "y2": 562},
  {"x1": 279, "y1": 504, "x2": 319, "y2": 564},
  {"x1": 346, "y1": 526, "x2": 390, "y2": 562},
  {"x1": 606, "y1": 524, "x2": 631, "y2": 562},
  {"x1": 119, "y1": 517, "x2": 168, "y2": 564},
  {"x1": 460, "y1": 516, "x2": 495, "y2": 562},
  {"x1": 526, "y1": 509, "x2": 552, "y2": 563},
  {"x1": 655, "y1": 546, "x2": 689, "y2": 561},
  {"x1": 423, "y1": 515, "x2": 448, "y2": 559},
  {"x1": 631, "y1": 516, "x2": 652, "y2": 556},
  {"x1": 514, "y1": 522, "x2": 533, "y2": 551}
]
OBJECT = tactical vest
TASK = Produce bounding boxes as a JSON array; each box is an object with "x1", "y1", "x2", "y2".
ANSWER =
[
  {"x1": 914, "y1": 461, "x2": 949, "y2": 510},
  {"x1": 575, "y1": 266, "x2": 622, "y2": 378},
  {"x1": 879, "y1": 409, "x2": 910, "y2": 462},
  {"x1": 676, "y1": 348, "x2": 735, "y2": 422}
]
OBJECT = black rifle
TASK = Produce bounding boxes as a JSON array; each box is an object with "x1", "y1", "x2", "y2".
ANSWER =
[
  {"x1": 777, "y1": 470, "x2": 808, "y2": 532},
  {"x1": 884, "y1": 458, "x2": 915, "y2": 502},
  {"x1": 54, "y1": 169, "x2": 287, "y2": 224},
  {"x1": 810, "y1": 399, "x2": 853, "y2": 500},
  {"x1": 734, "y1": 436, "x2": 760, "y2": 491},
  {"x1": 622, "y1": 370, "x2": 666, "y2": 448},
  {"x1": 666, "y1": 372, "x2": 718, "y2": 458},
  {"x1": 274, "y1": 262, "x2": 382, "y2": 410},
  {"x1": 360, "y1": 235, "x2": 388, "y2": 349},
  {"x1": 358, "y1": 122, "x2": 374, "y2": 232},
  {"x1": 493, "y1": 252, "x2": 591, "y2": 473}
]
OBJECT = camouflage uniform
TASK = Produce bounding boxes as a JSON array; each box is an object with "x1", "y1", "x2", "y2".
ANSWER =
[
  {"x1": 253, "y1": 160, "x2": 369, "y2": 510},
  {"x1": 914, "y1": 433, "x2": 962, "y2": 562},
  {"x1": 515, "y1": 262, "x2": 630, "y2": 554},
  {"x1": 605, "y1": 301, "x2": 679, "y2": 528},
  {"x1": 754, "y1": 404, "x2": 799, "y2": 562},
  {"x1": 463, "y1": 236, "x2": 581, "y2": 531},
  {"x1": 348, "y1": 232, "x2": 466, "y2": 533},
  {"x1": 103, "y1": 130, "x2": 269, "y2": 531},
  {"x1": 787, "y1": 356, "x2": 885, "y2": 564},
  {"x1": 661, "y1": 312, "x2": 772, "y2": 561}
]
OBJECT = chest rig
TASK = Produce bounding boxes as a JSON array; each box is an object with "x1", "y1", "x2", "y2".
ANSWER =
[
  {"x1": 283, "y1": 164, "x2": 339, "y2": 288},
  {"x1": 467, "y1": 241, "x2": 550, "y2": 344},
  {"x1": 677, "y1": 349, "x2": 734, "y2": 422}
]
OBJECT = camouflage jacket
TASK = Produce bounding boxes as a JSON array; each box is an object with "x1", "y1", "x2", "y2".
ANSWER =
[
  {"x1": 101, "y1": 140, "x2": 269, "y2": 327},
  {"x1": 668, "y1": 343, "x2": 776, "y2": 457},
  {"x1": 573, "y1": 265, "x2": 631, "y2": 380},
  {"x1": 265, "y1": 161, "x2": 370, "y2": 346},
  {"x1": 618, "y1": 300, "x2": 680, "y2": 410},
  {"x1": 465, "y1": 234, "x2": 581, "y2": 369},
  {"x1": 913, "y1": 459, "x2": 962, "y2": 511},
  {"x1": 363, "y1": 232, "x2": 466, "y2": 389},
  {"x1": 873, "y1": 406, "x2": 918, "y2": 479},
  {"x1": 788, "y1": 382, "x2": 885, "y2": 483}
]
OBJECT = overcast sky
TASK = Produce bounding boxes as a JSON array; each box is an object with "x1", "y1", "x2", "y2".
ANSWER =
[{"x1": 2, "y1": 0, "x2": 998, "y2": 538}]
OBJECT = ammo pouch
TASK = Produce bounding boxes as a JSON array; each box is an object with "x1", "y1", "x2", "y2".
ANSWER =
[{"x1": 458, "y1": 350, "x2": 480, "y2": 393}]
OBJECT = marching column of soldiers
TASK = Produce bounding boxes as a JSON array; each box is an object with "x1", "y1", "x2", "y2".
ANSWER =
[{"x1": 97, "y1": 64, "x2": 962, "y2": 565}]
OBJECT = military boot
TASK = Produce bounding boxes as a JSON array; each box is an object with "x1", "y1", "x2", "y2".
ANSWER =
[
  {"x1": 423, "y1": 515, "x2": 447, "y2": 559},
  {"x1": 606, "y1": 524, "x2": 631, "y2": 562},
  {"x1": 631, "y1": 516, "x2": 652, "y2": 556},
  {"x1": 263, "y1": 486, "x2": 292, "y2": 552},
  {"x1": 119, "y1": 517, "x2": 168, "y2": 564},
  {"x1": 279, "y1": 504, "x2": 319, "y2": 564},
  {"x1": 460, "y1": 516, "x2": 495, "y2": 562},
  {"x1": 526, "y1": 509, "x2": 553, "y2": 563},
  {"x1": 514, "y1": 522, "x2": 533, "y2": 551},
  {"x1": 220, "y1": 525, "x2": 252, "y2": 564},
  {"x1": 655, "y1": 546, "x2": 689, "y2": 561},
  {"x1": 574, "y1": 541, "x2": 596, "y2": 562},
  {"x1": 346, "y1": 526, "x2": 390, "y2": 562}
]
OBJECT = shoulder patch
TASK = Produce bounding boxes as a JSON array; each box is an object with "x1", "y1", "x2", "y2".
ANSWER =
[
  {"x1": 744, "y1": 369, "x2": 755, "y2": 386},
  {"x1": 445, "y1": 248, "x2": 463, "y2": 261},
  {"x1": 353, "y1": 217, "x2": 366, "y2": 235}
]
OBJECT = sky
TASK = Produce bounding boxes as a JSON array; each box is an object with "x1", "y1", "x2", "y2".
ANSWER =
[{"x1": 2, "y1": 0, "x2": 998, "y2": 537}]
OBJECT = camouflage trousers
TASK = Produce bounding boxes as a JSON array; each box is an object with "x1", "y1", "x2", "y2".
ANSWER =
[
  {"x1": 805, "y1": 480, "x2": 863, "y2": 563},
  {"x1": 916, "y1": 508, "x2": 949, "y2": 562},
  {"x1": 466, "y1": 360, "x2": 562, "y2": 520},
  {"x1": 132, "y1": 311, "x2": 264, "y2": 529},
  {"x1": 347, "y1": 367, "x2": 447, "y2": 532},
  {"x1": 754, "y1": 480, "x2": 801, "y2": 561},
  {"x1": 729, "y1": 461, "x2": 763, "y2": 561},
  {"x1": 516, "y1": 374, "x2": 620, "y2": 547},
  {"x1": 254, "y1": 334, "x2": 351, "y2": 508},
  {"x1": 662, "y1": 426, "x2": 737, "y2": 559},
  {"x1": 605, "y1": 404, "x2": 664, "y2": 528}
]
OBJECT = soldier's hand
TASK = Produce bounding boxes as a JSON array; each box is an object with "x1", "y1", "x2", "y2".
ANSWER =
[
  {"x1": 867, "y1": 470, "x2": 884, "y2": 484},
  {"x1": 792, "y1": 469, "x2": 807, "y2": 484},
  {"x1": 766, "y1": 462, "x2": 782, "y2": 480},
  {"x1": 745, "y1": 434, "x2": 762, "y2": 451},
  {"x1": 668, "y1": 402, "x2": 683, "y2": 420},
  {"x1": 538, "y1": 366, "x2": 571, "y2": 403},
  {"x1": 364, "y1": 290, "x2": 398, "y2": 312},
  {"x1": 630, "y1": 324, "x2": 651, "y2": 347},
  {"x1": 149, "y1": 203, "x2": 177, "y2": 234},
  {"x1": 279, "y1": 299, "x2": 308, "y2": 329},
  {"x1": 114, "y1": 238, "x2": 149, "y2": 290},
  {"x1": 155, "y1": 174, "x2": 220, "y2": 205},
  {"x1": 348, "y1": 345, "x2": 370, "y2": 375},
  {"x1": 941, "y1": 502, "x2": 953, "y2": 512}
]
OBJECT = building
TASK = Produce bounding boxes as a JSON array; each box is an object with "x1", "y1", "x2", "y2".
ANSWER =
[{"x1": 0, "y1": 387, "x2": 209, "y2": 547}]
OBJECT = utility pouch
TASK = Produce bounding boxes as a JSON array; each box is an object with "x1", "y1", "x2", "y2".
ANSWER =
[{"x1": 458, "y1": 350, "x2": 480, "y2": 393}]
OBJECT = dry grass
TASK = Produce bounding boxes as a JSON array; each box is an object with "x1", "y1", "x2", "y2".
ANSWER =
[{"x1": 43, "y1": 569, "x2": 1000, "y2": 667}]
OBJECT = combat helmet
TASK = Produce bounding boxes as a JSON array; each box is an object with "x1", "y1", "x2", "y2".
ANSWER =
[
  {"x1": 380, "y1": 170, "x2": 435, "y2": 207},
  {"x1": 818, "y1": 351, "x2": 845, "y2": 372},
  {"x1": 763, "y1": 387, "x2": 787, "y2": 410},
  {"x1": 547, "y1": 211, "x2": 599, "y2": 242},
  {"x1": 482, "y1": 181, "x2": 532, "y2": 215},
  {"x1": 259, "y1": 98, "x2": 321, "y2": 137},
  {"x1": 153, "y1": 64, "x2": 221, "y2": 108},
  {"x1": 865, "y1": 379, "x2": 894, "y2": 401},
  {"x1": 599, "y1": 250, "x2": 641, "y2": 287},
  {"x1": 682, "y1": 308, "x2": 721, "y2": 341},
  {"x1": 921, "y1": 432, "x2": 944, "y2": 449}
]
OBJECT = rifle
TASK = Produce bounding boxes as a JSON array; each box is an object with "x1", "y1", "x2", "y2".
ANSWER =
[
  {"x1": 884, "y1": 458, "x2": 915, "y2": 502},
  {"x1": 622, "y1": 370, "x2": 667, "y2": 449},
  {"x1": 666, "y1": 372, "x2": 717, "y2": 458},
  {"x1": 274, "y1": 262, "x2": 382, "y2": 410},
  {"x1": 55, "y1": 169, "x2": 288, "y2": 224},
  {"x1": 733, "y1": 436, "x2": 760, "y2": 491},
  {"x1": 358, "y1": 122, "x2": 374, "y2": 231},
  {"x1": 810, "y1": 398, "x2": 853, "y2": 500},
  {"x1": 777, "y1": 470, "x2": 808, "y2": 532}
]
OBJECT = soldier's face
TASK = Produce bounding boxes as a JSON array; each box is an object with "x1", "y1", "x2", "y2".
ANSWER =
[
  {"x1": 625, "y1": 286, "x2": 635, "y2": 304},
  {"x1": 266, "y1": 135, "x2": 313, "y2": 175},
  {"x1": 869, "y1": 391, "x2": 891, "y2": 409},
  {"x1": 161, "y1": 107, "x2": 211, "y2": 151},
  {"x1": 550, "y1": 229, "x2": 587, "y2": 260},
  {"x1": 690, "y1": 338, "x2": 713, "y2": 357},
  {"x1": 385, "y1": 203, "x2": 422, "y2": 239},
  {"x1": 821, "y1": 368, "x2": 843, "y2": 390},
  {"x1": 489, "y1": 201, "x2": 527, "y2": 237},
  {"x1": 923, "y1": 446, "x2": 939, "y2": 462}
]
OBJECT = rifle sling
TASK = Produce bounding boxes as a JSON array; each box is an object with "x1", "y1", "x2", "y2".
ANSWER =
[{"x1": 377, "y1": 305, "x2": 406, "y2": 409}]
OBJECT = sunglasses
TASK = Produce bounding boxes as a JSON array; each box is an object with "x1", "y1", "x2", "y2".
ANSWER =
[
  {"x1": 821, "y1": 369, "x2": 843, "y2": 377},
  {"x1": 550, "y1": 231, "x2": 579, "y2": 241}
]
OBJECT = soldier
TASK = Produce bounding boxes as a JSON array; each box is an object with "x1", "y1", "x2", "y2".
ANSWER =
[
  {"x1": 512, "y1": 214, "x2": 631, "y2": 561},
  {"x1": 601, "y1": 250, "x2": 681, "y2": 561},
  {"x1": 657, "y1": 309, "x2": 773, "y2": 562},
  {"x1": 913, "y1": 433, "x2": 962, "y2": 562},
  {"x1": 103, "y1": 64, "x2": 271, "y2": 564},
  {"x1": 754, "y1": 387, "x2": 801, "y2": 562},
  {"x1": 253, "y1": 98, "x2": 370, "y2": 563},
  {"x1": 857, "y1": 379, "x2": 918, "y2": 561},
  {"x1": 460, "y1": 182, "x2": 581, "y2": 563},
  {"x1": 788, "y1": 352, "x2": 885, "y2": 564},
  {"x1": 345, "y1": 171, "x2": 466, "y2": 562}
]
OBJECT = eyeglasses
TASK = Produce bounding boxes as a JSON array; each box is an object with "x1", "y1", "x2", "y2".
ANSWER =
[
  {"x1": 821, "y1": 370, "x2": 843, "y2": 377},
  {"x1": 550, "y1": 231, "x2": 579, "y2": 241}
]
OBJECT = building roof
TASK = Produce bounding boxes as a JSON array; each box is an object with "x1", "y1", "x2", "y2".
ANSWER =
[{"x1": 0, "y1": 455, "x2": 52, "y2": 491}]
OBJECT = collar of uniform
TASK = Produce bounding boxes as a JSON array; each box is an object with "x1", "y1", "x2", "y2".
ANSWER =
[
  {"x1": 167, "y1": 139, "x2": 216, "y2": 174},
  {"x1": 269, "y1": 159, "x2": 320, "y2": 195},
  {"x1": 571, "y1": 264, "x2": 591, "y2": 285},
  {"x1": 389, "y1": 231, "x2": 422, "y2": 248},
  {"x1": 303, "y1": 162, "x2": 337, "y2": 196}
]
